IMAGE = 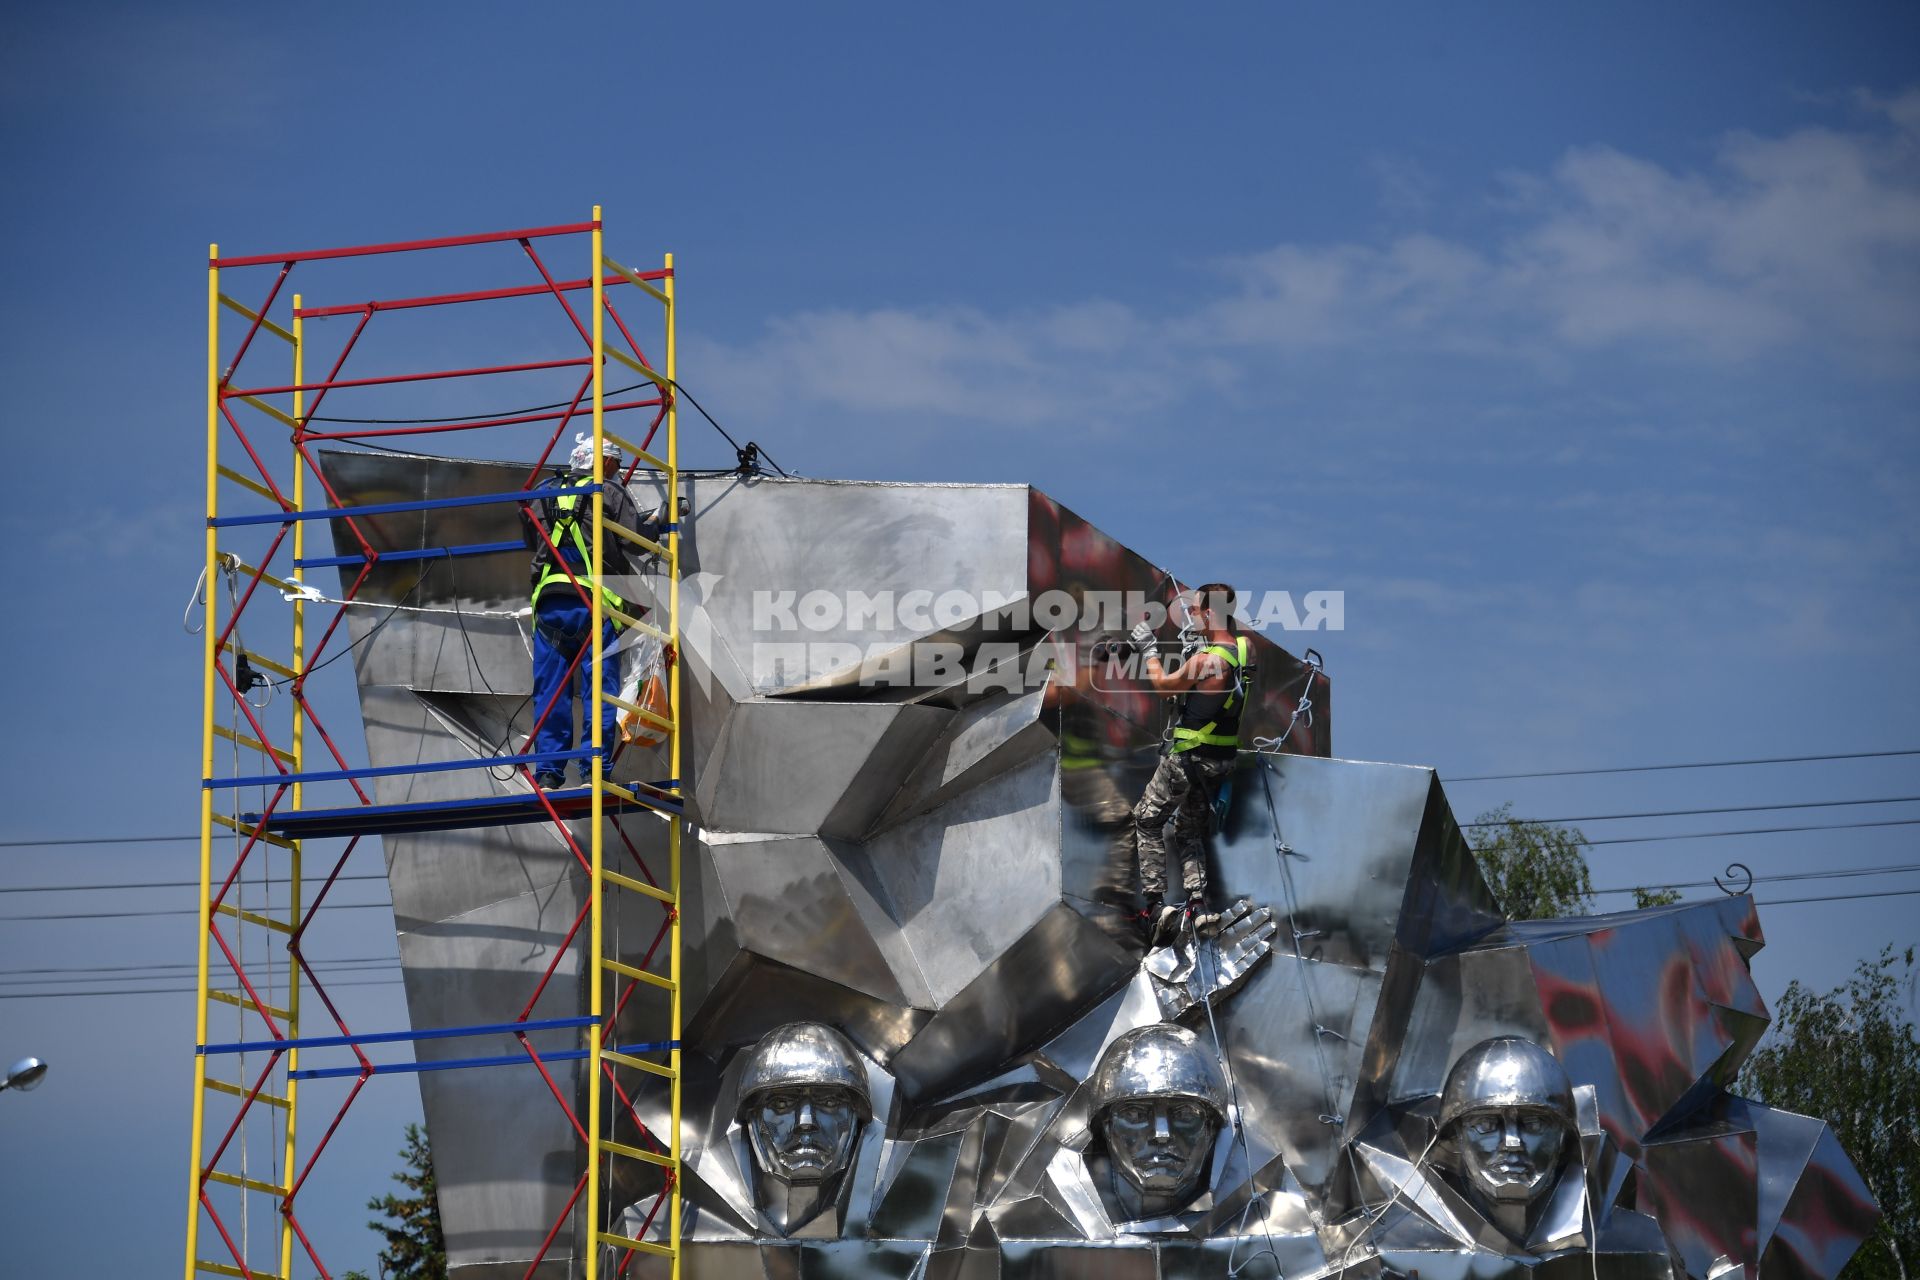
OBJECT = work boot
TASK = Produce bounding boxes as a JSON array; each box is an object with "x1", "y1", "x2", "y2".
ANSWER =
[
  {"x1": 1190, "y1": 892, "x2": 1224, "y2": 939},
  {"x1": 534, "y1": 769, "x2": 566, "y2": 792},
  {"x1": 1142, "y1": 900, "x2": 1183, "y2": 948}
]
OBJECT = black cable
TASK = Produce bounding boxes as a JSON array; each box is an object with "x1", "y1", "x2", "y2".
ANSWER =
[
  {"x1": 1593, "y1": 860, "x2": 1920, "y2": 895},
  {"x1": 0, "y1": 961, "x2": 398, "y2": 989},
  {"x1": 1583, "y1": 817, "x2": 1920, "y2": 846},
  {"x1": 0, "y1": 978, "x2": 406, "y2": 1001},
  {"x1": 1758, "y1": 885, "x2": 1920, "y2": 907},
  {"x1": 0, "y1": 901, "x2": 395, "y2": 923},
  {"x1": 1451, "y1": 747, "x2": 1920, "y2": 782},
  {"x1": 0, "y1": 954, "x2": 398, "y2": 977},
  {"x1": 669, "y1": 378, "x2": 791, "y2": 477},
  {"x1": 10, "y1": 811, "x2": 1920, "y2": 855},
  {"x1": 0, "y1": 874, "x2": 389, "y2": 895},
  {"x1": 270, "y1": 557, "x2": 438, "y2": 687},
  {"x1": 0, "y1": 834, "x2": 199, "y2": 848},
  {"x1": 1464, "y1": 794, "x2": 1920, "y2": 828}
]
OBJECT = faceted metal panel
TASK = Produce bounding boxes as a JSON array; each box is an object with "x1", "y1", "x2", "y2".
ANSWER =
[{"x1": 319, "y1": 453, "x2": 1874, "y2": 1279}]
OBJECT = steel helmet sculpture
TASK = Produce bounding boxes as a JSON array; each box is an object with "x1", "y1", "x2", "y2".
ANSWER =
[
  {"x1": 1086, "y1": 1023, "x2": 1232, "y2": 1222},
  {"x1": 732, "y1": 1021, "x2": 872, "y2": 1234},
  {"x1": 1436, "y1": 1036, "x2": 1578, "y2": 1239},
  {"x1": 319, "y1": 455, "x2": 1881, "y2": 1278}
]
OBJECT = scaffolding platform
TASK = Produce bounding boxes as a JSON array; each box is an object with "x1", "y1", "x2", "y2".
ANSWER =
[{"x1": 243, "y1": 783, "x2": 682, "y2": 840}]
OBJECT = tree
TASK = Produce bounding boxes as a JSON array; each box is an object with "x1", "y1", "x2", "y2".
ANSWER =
[
  {"x1": 343, "y1": 1122, "x2": 447, "y2": 1280},
  {"x1": 1632, "y1": 885, "x2": 1683, "y2": 908},
  {"x1": 1739, "y1": 947, "x2": 1920, "y2": 1280},
  {"x1": 1467, "y1": 803, "x2": 1596, "y2": 920}
]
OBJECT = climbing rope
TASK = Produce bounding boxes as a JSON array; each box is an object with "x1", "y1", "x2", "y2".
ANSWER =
[{"x1": 1250, "y1": 649, "x2": 1323, "y2": 754}]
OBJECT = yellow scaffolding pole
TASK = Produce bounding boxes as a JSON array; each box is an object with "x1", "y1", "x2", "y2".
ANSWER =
[
  {"x1": 665, "y1": 246, "x2": 684, "y2": 1280},
  {"x1": 279, "y1": 296, "x2": 305, "y2": 1280},
  {"x1": 585, "y1": 205, "x2": 608, "y2": 1280},
  {"x1": 184, "y1": 244, "x2": 218, "y2": 1280}
]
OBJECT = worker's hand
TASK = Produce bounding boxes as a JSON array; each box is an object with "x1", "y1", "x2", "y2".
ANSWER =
[{"x1": 1128, "y1": 620, "x2": 1158, "y2": 657}]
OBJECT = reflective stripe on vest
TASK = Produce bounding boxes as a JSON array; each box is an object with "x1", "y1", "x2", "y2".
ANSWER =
[
  {"x1": 1169, "y1": 635, "x2": 1250, "y2": 753},
  {"x1": 531, "y1": 480, "x2": 627, "y2": 620}
]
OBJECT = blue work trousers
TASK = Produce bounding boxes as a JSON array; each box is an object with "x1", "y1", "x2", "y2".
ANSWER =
[{"x1": 531, "y1": 599, "x2": 621, "y2": 781}]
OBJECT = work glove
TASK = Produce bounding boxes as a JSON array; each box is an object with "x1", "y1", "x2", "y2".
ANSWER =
[{"x1": 1128, "y1": 620, "x2": 1158, "y2": 658}]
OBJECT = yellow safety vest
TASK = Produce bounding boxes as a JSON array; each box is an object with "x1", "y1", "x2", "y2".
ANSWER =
[
  {"x1": 531, "y1": 479, "x2": 627, "y2": 622},
  {"x1": 1169, "y1": 636, "x2": 1251, "y2": 754}
]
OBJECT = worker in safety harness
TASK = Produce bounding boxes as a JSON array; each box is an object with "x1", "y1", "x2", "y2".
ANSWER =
[
  {"x1": 1123, "y1": 583, "x2": 1252, "y2": 945},
  {"x1": 520, "y1": 433, "x2": 671, "y2": 792}
]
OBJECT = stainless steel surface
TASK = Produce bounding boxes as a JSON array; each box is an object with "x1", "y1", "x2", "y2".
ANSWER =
[
  {"x1": 736, "y1": 1022, "x2": 874, "y2": 1120},
  {"x1": 1437, "y1": 1035, "x2": 1577, "y2": 1139},
  {"x1": 1086, "y1": 1024, "x2": 1229, "y2": 1123},
  {"x1": 317, "y1": 453, "x2": 1875, "y2": 1279}
]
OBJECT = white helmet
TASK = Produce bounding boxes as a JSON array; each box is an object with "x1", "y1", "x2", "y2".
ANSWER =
[{"x1": 570, "y1": 432, "x2": 623, "y2": 473}]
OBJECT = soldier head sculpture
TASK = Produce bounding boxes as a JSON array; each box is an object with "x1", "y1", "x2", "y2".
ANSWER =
[
  {"x1": 734, "y1": 1022, "x2": 872, "y2": 1235},
  {"x1": 1436, "y1": 1037, "x2": 1578, "y2": 1242},
  {"x1": 1087, "y1": 1023, "x2": 1230, "y2": 1221}
]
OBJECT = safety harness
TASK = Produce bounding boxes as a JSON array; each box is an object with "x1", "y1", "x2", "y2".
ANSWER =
[
  {"x1": 530, "y1": 474, "x2": 628, "y2": 621},
  {"x1": 1170, "y1": 635, "x2": 1252, "y2": 755}
]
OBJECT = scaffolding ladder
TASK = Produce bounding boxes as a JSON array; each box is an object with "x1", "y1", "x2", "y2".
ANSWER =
[{"x1": 186, "y1": 209, "x2": 684, "y2": 1280}]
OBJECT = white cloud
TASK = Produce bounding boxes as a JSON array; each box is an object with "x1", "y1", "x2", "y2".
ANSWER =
[{"x1": 695, "y1": 90, "x2": 1920, "y2": 423}]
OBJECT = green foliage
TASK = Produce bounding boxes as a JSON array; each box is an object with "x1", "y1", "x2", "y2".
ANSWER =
[
  {"x1": 1740, "y1": 947, "x2": 1920, "y2": 1280},
  {"x1": 1632, "y1": 885, "x2": 1683, "y2": 908},
  {"x1": 362, "y1": 1122, "x2": 447, "y2": 1280},
  {"x1": 1467, "y1": 803, "x2": 1596, "y2": 920}
]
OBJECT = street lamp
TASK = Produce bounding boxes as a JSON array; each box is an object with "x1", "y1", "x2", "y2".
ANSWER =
[{"x1": 0, "y1": 1057, "x2": 48, "y2": 1093}]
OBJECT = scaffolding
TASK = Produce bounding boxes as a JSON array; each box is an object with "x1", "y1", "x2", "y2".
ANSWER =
[{"x1": 187, "y1": 209, "x2": 683, "y2": 1279}]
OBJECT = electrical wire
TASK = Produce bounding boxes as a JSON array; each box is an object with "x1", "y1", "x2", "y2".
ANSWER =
[
  {"x1": 269, "y1": 557, "x2": 437, "y2": 686},
  {"x1": 0, "y1": 978, "x2": 405, "y2": 1001},
  {"x1": 1463, "y1": 794, "x2": 1920, "y2": 827},
  {"x1": 1581, "y1": 817, "x2": 1920, "y2": 846},
  {"x1": 0, "y1": 874, "x2": 389, "y2": 895},
  {"x1": 0, "y1": 954, "x2": 398, "y2": 978},
  {"x1": 1449, "y1": 748, "x2": 1920, "y2": 782},
  {"x1": 8, "y1": 814, "x2": 1920, "y2": 855},
  {"x1": 0, "y1": 901, "x2": 395, "y2": 923},
  {"x1": 1592, "y1": 861, "x2": 1920, "y2": 895},
  {"x1": 668, "y1": 379, "x2": 791, "y2": 477}
]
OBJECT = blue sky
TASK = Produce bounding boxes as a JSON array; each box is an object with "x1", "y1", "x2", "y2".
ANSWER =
[{"x1": 1, "y1": 3, "x2": 1916, "y2": 1275}]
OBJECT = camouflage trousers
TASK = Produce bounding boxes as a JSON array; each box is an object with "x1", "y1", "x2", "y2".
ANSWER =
[{"x1": 1130, "y1": 751, "x2": 1234, "y2": 899}]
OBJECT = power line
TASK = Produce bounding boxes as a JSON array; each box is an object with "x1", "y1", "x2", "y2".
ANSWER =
[
  {"x1": 0, "y1": 834, "x2": 198, "y2": 848},
  {"x1": 0, "y1": 901, "x2": 394, "y2": 923},
  {"x1": 0, "y1": 962, "x2": 398, "y2": 990},
  {"x1": 18, "y1": 888, "x2": 1919, "y2": 1004},
  {"x1": 0, "y1": 978, "x2": 405, "y2": 1001},
  {"x1": 1757, "y1": 886, "x2": 1920, "y2": 907},
  {"x1": 0, "y1": 874, "x2": 389, "y2": 895},
  {"x1": 1582, "y1": 817, "x2": 1920, "y2": 847},
  {"x1": 1450, "y1": 748, "x2": 1920, "y2": 782},
  {"x1": 1464, "y1": 795, "x2": 1920, "y2": 828},
  {"x1": 0, "y1": 954, "x2": 398, "y2": 978},
  {"x1": 1594, "y1": 861, "x2": 1920, "y2": 895}
]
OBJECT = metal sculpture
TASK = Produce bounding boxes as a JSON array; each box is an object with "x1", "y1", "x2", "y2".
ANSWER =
[
  {"x1": 318, "y1": 457, "x2": 1877, "y2": 1279},
  {"x1": 1086, "y1": 1023, "x2": 1231, "y2": 1222},
  {"x1": 734, "y1": 1022, "x2": 871, "y2": 1235}
]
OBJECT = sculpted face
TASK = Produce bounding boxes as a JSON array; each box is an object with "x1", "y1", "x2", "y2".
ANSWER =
[
  {"x1": 745, "y1": 1084, "x2": 862, "y2": 1184},
  {"x1": 1455, "y1": 1105, "x2": 1568, "y2": 1206},
  {"x1": 1101, "y1": 1096, "x2": 1220, "y2": 1203}
]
